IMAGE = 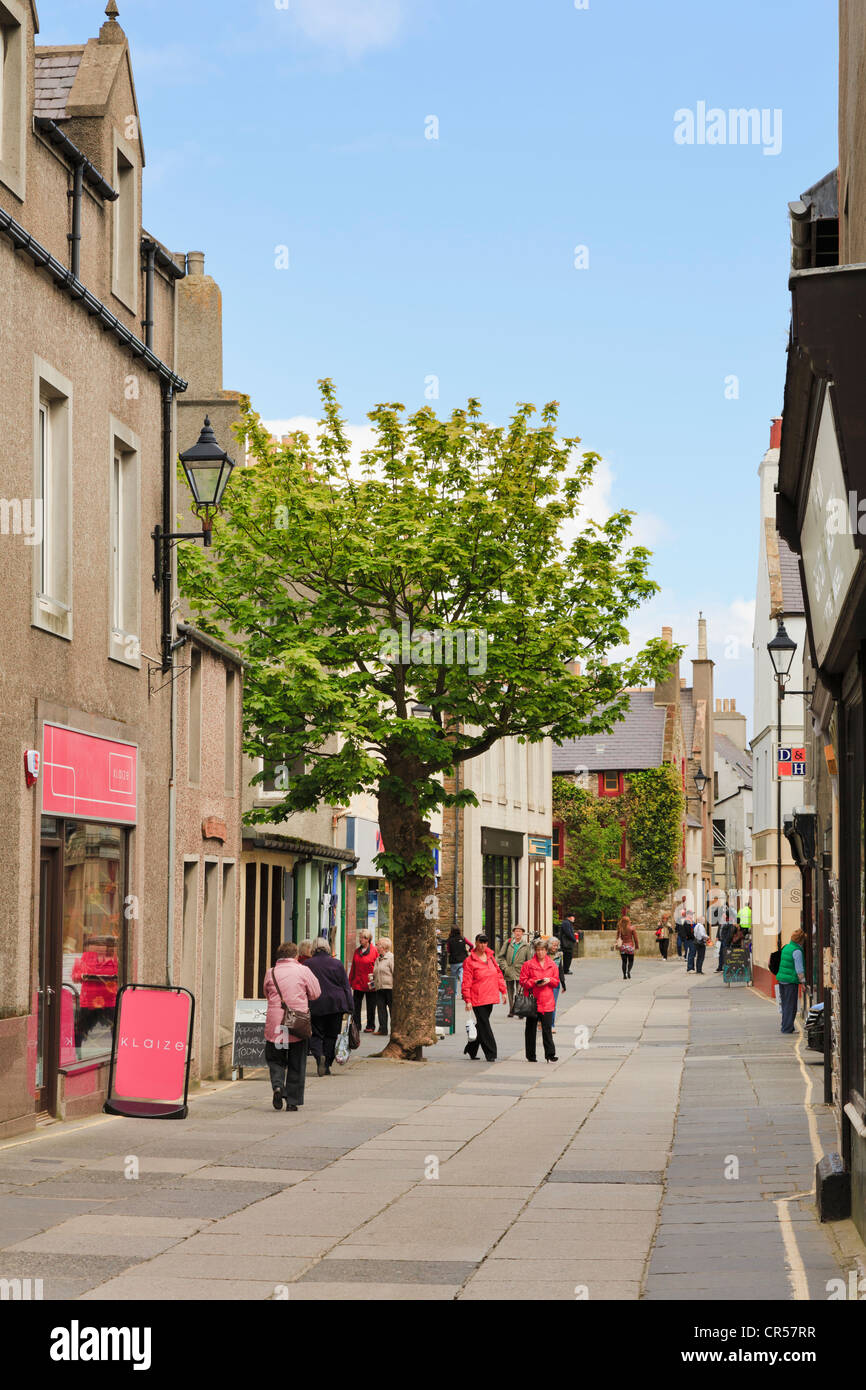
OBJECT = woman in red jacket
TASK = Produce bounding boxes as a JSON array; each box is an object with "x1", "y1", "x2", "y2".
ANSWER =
[
  {"x1": 461, "y1": 934, "x2": 507, "y2": 1062},
  {"x1": 519, "y1": 938, "x2": 560, "y2": 1063}
]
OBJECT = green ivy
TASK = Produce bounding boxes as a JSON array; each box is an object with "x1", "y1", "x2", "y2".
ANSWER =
[{"x1": 622, "y1": 766, "x2": 684, "y2": 904}]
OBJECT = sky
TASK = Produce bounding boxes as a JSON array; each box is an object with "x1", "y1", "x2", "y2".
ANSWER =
[{"x1": 43, "y1": 0, "x2": 840, "y2": 728}]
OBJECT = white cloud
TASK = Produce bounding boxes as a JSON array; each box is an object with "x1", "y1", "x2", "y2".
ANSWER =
[
  {"x1": 562, "y1": 453, "x2": 668, "y2": 552},
  {"x1": 288, "y1": 0, "x2": 406, "y2": 59},
  {"x1": 263, "y1": 416, "x2": 377, "y2": 469}
]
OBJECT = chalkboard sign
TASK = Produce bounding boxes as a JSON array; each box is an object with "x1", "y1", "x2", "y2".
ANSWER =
[
  {"x1": 726, "y1": 948, "x2": 748, "y2": 970},
  {"x1": 232, "y1": 1000, "x2": 267, "y2": 1068},
  {"x1": 435, "y1": 977, "x2": 456, "y2": 1035}
]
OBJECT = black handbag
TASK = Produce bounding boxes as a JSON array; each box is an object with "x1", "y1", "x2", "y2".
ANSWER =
[{"x1": 512, "y1": 986, "x2": 537, "y2": 1020}]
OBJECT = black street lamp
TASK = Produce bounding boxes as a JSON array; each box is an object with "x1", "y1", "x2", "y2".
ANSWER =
[
  {"x1": 153, "y1": 417, "x2": 235, "y2": 590},
  {"x1": 693, "y1": 765, "x2": 708, "y2": 798},
  {"x1": 767, "y1": 616, "x2": 799, "y2": 952}
]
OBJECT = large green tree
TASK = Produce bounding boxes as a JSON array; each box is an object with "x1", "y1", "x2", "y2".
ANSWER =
[{"x1": 179, "y1": 381, "x2": 674, "y2": 1058}]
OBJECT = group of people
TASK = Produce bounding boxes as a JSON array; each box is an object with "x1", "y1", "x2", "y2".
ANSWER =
[
  {"x1": 262, "y1": 938, "x2": 354, "y2": 1112},
  {"x1": 455, "y1": 926, "x2": 573, "y2": 1064},
  {"x1": 345, "y1": 929, "x2": 394, "y2": 1038}
]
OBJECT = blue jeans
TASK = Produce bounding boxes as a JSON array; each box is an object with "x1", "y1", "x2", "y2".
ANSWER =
[
  {"x1": 779, "y1": 982, "x2": 799, "y2": 1033},
  {"x1": 449, "y1": 963, "x2": 463, "y2": 989},
  {"x1": 551, "y1": 984, "x2": 560, "y2": 1025},
  {"x1": 685, "y1": 940, "x2": 697, "y2": 970}
]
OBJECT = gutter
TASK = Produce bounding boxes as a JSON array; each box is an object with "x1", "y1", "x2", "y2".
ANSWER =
[
  {"x1": 141, "y1": 235, "x2": 185, "y2": 350},
  {"x1": 0, "y1": 204, "x2": 187, "y2": 391},
  {"x1": 34, "y1": 118, "x2": 117, "y2": 201}
]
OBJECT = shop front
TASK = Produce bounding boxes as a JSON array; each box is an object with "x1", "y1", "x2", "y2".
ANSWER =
[
  {"x1": 481, "y1": 827, "x2": 523, "y2": 952},
  {"x1": 776, "y1": 263, "x2": 866, "y2": 1239},
  {"x1": 36, "y1": 724, "x2": 136, "y2": 1117}
]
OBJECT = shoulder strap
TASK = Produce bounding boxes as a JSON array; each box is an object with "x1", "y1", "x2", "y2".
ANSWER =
[{"x1": 272, "y1": 966, "x2": 287, "y2": 1008}]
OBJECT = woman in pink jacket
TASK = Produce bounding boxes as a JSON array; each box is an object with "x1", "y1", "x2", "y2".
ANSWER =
[
  {"x1": 518, "y1": 938, "x2": 559, "y2": 1063},
  {"x1": 461, "y1": 933, "x2": 507, "y2": 1062},
  {"x1": 263, "y1": 942, "x2": 321, "y2": 1111}
]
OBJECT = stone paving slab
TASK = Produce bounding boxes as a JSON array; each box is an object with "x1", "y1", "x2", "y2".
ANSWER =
[
  {"x1": 299, "y1": 1258, "x2": 475, "y2": 1284},
  {"x1": 80, "y1": 1276, "x2": 278, "y2": 1300}
]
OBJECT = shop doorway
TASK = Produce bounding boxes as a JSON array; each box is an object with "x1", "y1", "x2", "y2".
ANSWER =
[{"x1": 35, "y1": 845, "x2": 61, "y2": 1114}]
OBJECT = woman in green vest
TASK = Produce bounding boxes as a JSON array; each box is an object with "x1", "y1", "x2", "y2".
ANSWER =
[{"x1": 775, "y1": 928, "x2": 807, "y2": 1034}]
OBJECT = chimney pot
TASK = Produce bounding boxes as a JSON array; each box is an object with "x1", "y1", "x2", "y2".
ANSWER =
[
  {"x1": 569, "y1": 659, "x2": 582, "y2": 677},
  {"x1": 731, "y1": 698, "x2": 736, "y2": 710},
  {"x1": 680, "y1": 677, "x2": 686, "y2": 688},
  {"x1": 715, "y1": 698, "x2": 721, "y2": 711},
  {"x1": 770, "y1": 417, "x2": 783, "y2": 450},
  {"x1": 187, "y1": 251, "x2": 205, "y2": 276},
  {"x1": 697, "y1": 614, "x2": 708, "y2": 661},
  {"x1": 662, "y1": 625, "x2": 673, "y2": 644}
]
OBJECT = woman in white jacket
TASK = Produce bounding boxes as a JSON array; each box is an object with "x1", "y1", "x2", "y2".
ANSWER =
[{"x1": 372, "y1": 937, "x2": 394, "y2": 1036}]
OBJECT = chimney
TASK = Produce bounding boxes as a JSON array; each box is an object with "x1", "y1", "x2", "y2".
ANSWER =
[
  {"x1": 680, "y1": 677, "x2": 686, "y2": 688},
  {"x1": 568, "y1": 660, "x2": 582, "y2": 677},
  {"x1": 654, "y1": 625, "x2": 680, "y2": 707},
  {"x1": 769, "y1": 417, "x2": 783, "y2": 450},
  {"x1": 697, "y1": 612, "x2": 708, "y2": 661},
  {"x1": 714, "y1": 695, "x2": 747, "y2": 750},
  {"x1": 187, "y1": 252, "x2": 205, "y2": 277}
]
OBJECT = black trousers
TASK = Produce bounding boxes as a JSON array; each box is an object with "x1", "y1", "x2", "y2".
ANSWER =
[
  {"x1": 525, "y1": 1011, "x2": 556, "y2": 1060},
  {"x1": 309, "y1": 1012, "x2": 343, "y2": 1065},
  {"x1": 265, "y1": 1039, "x2": 307, "y2": 1107},
  {"x1": 620, "y1": 951, "x2": 634, "y2": 978},
  {"x1": 353, "y1": 989, "x2": 377, "y2": 1030},
  {"x1": 377, "y1": 989, "x2": 392, "y2": 1033},
  {"x1": 466, "y1": 1003, "x2": 497, "y2": 1061},
  {"x1": 658, "y1": 938, "x2": 669, "y2": 959},
  {"x1": 695, "y1": 943, "x2": 706, "y2": 974},
  {"x1": 562, "y1": 947, "x2": 574, "y2": 974}
]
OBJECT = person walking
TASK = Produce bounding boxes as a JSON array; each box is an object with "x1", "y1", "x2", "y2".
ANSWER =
[
  {"x1": 461, "y1": 934, "x2": 507, "y2": 1062},
  {"x1": 306, "y1": 937, "x2": 354, "y2": 1076},
  {"x1": 546, "y1": 936, "x2": 566, "y2": 1028},
  {"x1": 519, "y1": 937, "x2": 559, "y2": 1062},
  {"x1": 692, "y1": 919, "x2": 709, "y2": 975},
  {"x1": 298, "y1": 939, "x2": 313, "y2": 964},
  {"x1": 716, "y1": 907, "x2": 735, "y2": 974},
  {"x1": 445, "y1": 926, "x2": 472, "y2": 992},
  {"x1": 349, "y1": 930, "x2": 379, "y2": 1033},
  {"x1": 263, "y1": 942, "x2": 321, "y2": 1111},
  {"x1": 372, "y1": 936, "x2": 394, "y2": 1035},
  {"x1": 558, "y1": 913, "x2": 578, "y2": 975},
  {"x1": 776, "y1": 928, "x2": 807, "y2": 1034},
  {"x1": 655, "y1": 911, "x2": 673, "y2": 960},
  {"x1": 616, "y1": 916, "x2": 639, "y2": 979},
  {"x1": 497, "y1": 924, "x2": 531, "y2": 1015}
]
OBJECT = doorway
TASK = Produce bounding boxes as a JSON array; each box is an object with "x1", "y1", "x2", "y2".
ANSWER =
[{"x1": 36, "y1": 845, "x2": 61, "y2": 1114}]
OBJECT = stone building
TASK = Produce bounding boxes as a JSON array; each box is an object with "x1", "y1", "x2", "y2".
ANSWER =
[
  {"x1": 551, "y1": 620, "x2": 715, "y2": 932},
  {"x1": 0, "y1": 1, "x2": 242, "y2": 1129},
  {"x1": 712, "y1": 700, "x2": 753, "y2": 903}
]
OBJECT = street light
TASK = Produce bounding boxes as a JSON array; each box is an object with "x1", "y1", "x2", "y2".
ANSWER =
[
  {"x1": 693, "y1": 765, "x2": 708, "y2": 798},
  {"x1": 153, "y1": 417, "x2": 236, "y2": 589},
  {"x1": 767, "y1": 616, "x2": 799, "y2": 952}
]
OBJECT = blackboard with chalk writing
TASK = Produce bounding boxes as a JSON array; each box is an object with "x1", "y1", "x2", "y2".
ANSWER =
[{"x1": 232, "y1": 1000, "x2": 267, "y2": 1068}]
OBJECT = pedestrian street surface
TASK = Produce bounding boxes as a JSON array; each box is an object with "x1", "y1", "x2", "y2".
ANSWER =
[{"x1": 1, "y1": 955, "x2": 863, "y2": 1301}]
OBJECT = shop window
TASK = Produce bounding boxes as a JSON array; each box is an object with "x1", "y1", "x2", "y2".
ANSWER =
[
  {"x1": 0, "y1": 2, "x2": 26, "y2": 199},
  {"x1": 109, "y1": 422, "x2": 140, "y2": 666},
  {"x1": 482, "y1": 854, "x2": 519, "y2": 952},
  {"x1": 61, "y1": 823, "x2": 125, "y2": 1068},
  {"x1": 32, "y1": 360, "x2": 73, "y2": 640}
]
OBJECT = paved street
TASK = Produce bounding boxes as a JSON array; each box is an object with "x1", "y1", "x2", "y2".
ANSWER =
[{"x1": 0, "y1": 956, "x2": 861, "y2": 1301}]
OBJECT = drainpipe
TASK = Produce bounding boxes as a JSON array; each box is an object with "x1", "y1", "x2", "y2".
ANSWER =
[
  {"x1": 142, "y1": 241, "x2": 156, "y2": 348},
  {"x1": 68, "y1": 163, "x2": 83, "y2": 279},
  {"x1": 453, "y1": 760, "x2": 461, "y2": 930},
  {"x1": 161, "y1": 380, "x2": 176, "y2": 983}
]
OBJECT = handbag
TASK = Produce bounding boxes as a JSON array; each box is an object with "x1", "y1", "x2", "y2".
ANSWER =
[
  {"x1": 512, "y1": 986, "x2": 538, "y2": 1020},
  {"x1": 272, "y1": 970, "x2": 312, "y2": 1041},
  {"x1": 347, "y1": 1015, "x2": 361, "y2": 1050}
]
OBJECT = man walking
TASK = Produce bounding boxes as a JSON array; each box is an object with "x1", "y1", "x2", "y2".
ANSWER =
[
  {"x1": 693, "y1": 919, "x2": 709, "y2": 975},
  {"x1": 497, "y1": 925, "x2": 531, "y2": 1015},
  {"x1": 683, "y1": 915, "x2": 697, "y2": 970},
  {"x1": 716, "y1": 906, "x2": 735, "y2": 974},
  {"x1": 558, "y1": 913, "x2": 578, "y2": 975}
]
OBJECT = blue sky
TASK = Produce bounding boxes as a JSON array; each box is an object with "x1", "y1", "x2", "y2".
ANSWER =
[{"x1": 44, "y1": 1, "x2": 840, "y2": 724}]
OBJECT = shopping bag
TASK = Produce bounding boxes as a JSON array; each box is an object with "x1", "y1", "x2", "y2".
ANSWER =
[
  {"x1": 335, "y1": 1019, "x2": 351, "y2": 1065},
  {"x1": 465, "y1": 1015, "x2": 477, "y2": 1042}
]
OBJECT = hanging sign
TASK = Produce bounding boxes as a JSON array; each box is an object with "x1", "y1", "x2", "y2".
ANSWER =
[
  {"x1": 104, "y1": 985, "x2": 194, "y2": 1119},
  {"x1": 776, "y1": 746, "x2": 806, "y2": 778}
]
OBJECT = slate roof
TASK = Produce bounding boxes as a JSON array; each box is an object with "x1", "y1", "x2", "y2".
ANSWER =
[
  {"x1": 778, "y1": 536, "x2": 805, "y2": 615},
  {"x1": 715, "y1": 732, "x2": 753, "y2": 789},
  {"x1": 552, "y1": 688, "x2": 669, "y2": 773},
  {"x1": 34, "y1": 48, "x2": 84, "y2": 121}
]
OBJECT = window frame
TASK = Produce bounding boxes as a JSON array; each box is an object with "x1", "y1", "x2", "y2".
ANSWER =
[
  {"x1": 0, "y1": 0, "x2": 27, "y2": 200},
  {"x1": 108, "y1": 417, "x2": 141, "y2": 668},
  {"x1": 32, "y1": 358, "x2": 73, "y2": 641},
  {"x1": 111, "y1": 130, "x2": 139, "y2": 313},
  {"x1": 599, "y1": 770, "x2": 623, "y2": 797}
]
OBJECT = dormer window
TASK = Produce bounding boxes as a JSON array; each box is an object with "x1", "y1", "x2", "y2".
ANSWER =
[
  {"x1": 0, "y1": 0, "x2": 26, "y2": 199},
  {"x1": 112, "y1": 137, "x2": 138, "y2": 310}
]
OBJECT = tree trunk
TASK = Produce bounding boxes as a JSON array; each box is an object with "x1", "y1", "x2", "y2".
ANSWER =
[{"x1": 377, "y1": 779, "x2": 438, "y2": 1061}]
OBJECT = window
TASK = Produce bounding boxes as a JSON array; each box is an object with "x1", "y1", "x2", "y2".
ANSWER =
[
  {"x1": 188, "y1": 650, "x2": 202, "y2": 785},
  {"x1": 61, "y1": 822, "x2": 126, "y2": 1067},
  {"x1": 260, "y1": 724, "x2": 304, "y2": 796},
  {"x1": 552, "y1": 822, "x2": 565, "y2": 867},
  {"x1": 713, "y1": 819, "x2": 727, "y2": 854},
  {"x1": 0, "y1": 2, "x2": 26, "y2": 199},
  {"x1": 109, "y1": 421, "x2": 140, "y2": 666},
  {"x1": 599, "y1": 771, "x2": 621, "y2": 796},
  {"x1": 713, "y1": 770, "x2": 719, "y2": 801},
  {"x1": 33, "y1": 360, "x2": 72, "y2": 640},
  {"x1": 481, "y1": 855, "x2": 519, "y2": 953},
  {"x1": 112, "y1": 139, "x2": 138, "y2": 310},
  {"x1": 224, "y1": 669, "x2": 236, "y2": 793}
]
